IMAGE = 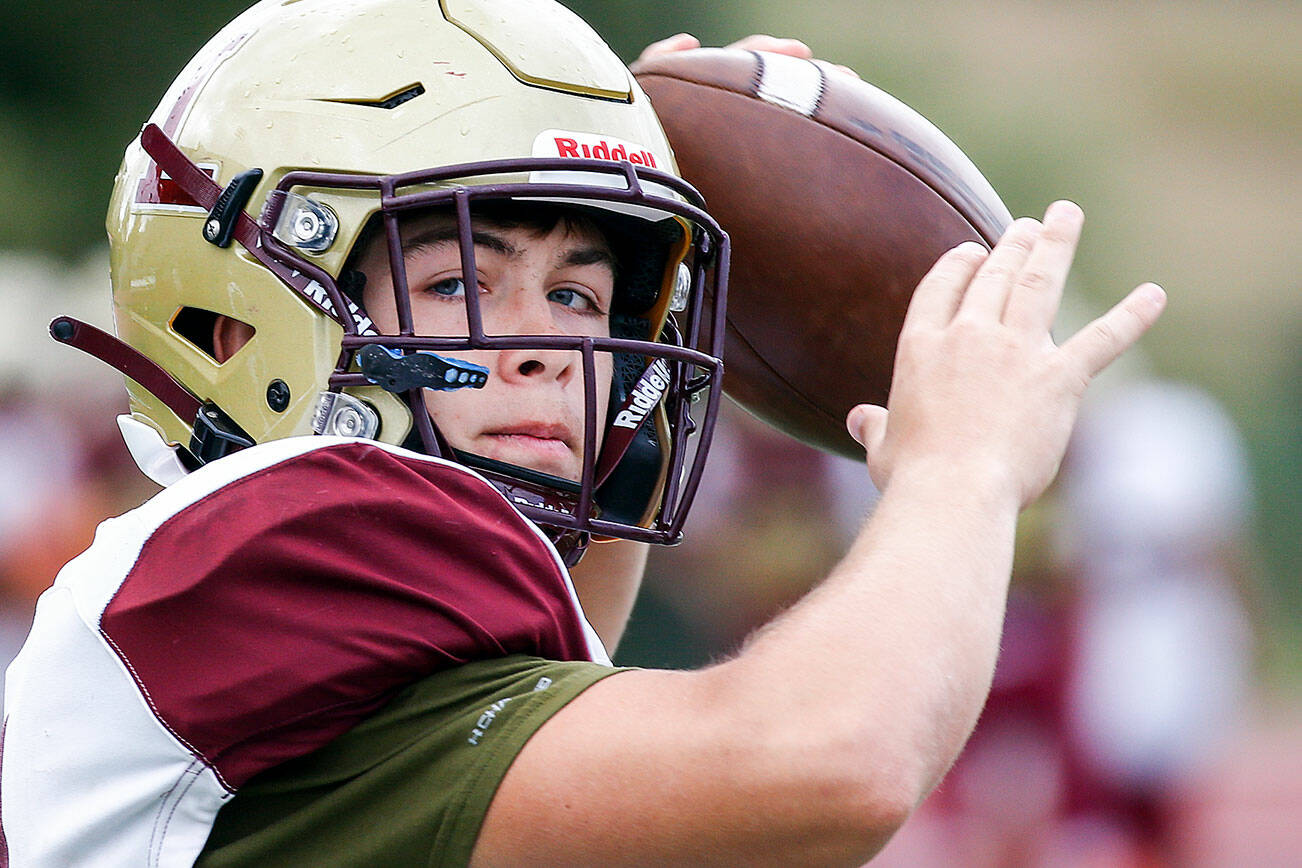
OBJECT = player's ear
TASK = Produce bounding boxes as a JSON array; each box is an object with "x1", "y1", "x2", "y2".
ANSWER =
[{"x1": 212, "y1": 315, "x2": 256, "y2": 363}]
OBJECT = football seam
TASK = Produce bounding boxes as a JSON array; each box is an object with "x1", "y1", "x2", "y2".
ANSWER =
[
  {"x1": 747, "y1": 51, "x2": 764, "y2": 97},
  {"x1": 635, "y1": 71, "x2": 993, "y2": 245}
]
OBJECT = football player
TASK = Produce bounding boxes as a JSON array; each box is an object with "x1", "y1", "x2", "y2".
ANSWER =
[{"x1": 0, "y1": 0, "x2": 1164, "y2": 865}]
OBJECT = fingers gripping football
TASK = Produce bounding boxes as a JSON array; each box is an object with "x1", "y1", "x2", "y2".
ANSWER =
[
  {"x1": 637, "y1": 33, "x2": 813, "y2": 64},
  {"x1": 847, "y1": 201, "x2": 1166, "y2": 508}
]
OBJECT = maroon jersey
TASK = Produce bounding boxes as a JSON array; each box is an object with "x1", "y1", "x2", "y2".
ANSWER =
[{"x1": 2, "y1": 436, "x2": 608, "y2": 866}]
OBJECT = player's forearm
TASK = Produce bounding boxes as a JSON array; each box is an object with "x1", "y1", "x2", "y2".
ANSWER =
[
  {"x1": 719, "y1": 457, "x2": 1019, "y2": 810},
  {"x1": 474, "y1": 206, "x2": 1165, "y2": 868}
]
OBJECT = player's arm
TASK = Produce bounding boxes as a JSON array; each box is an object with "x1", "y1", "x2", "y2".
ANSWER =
[
  {"x1": 567, "y1": 539, "x2": 649, "y2": 654},
  {"x1": 470, "y1": 203, "x2": 1165, "y2": 867}
]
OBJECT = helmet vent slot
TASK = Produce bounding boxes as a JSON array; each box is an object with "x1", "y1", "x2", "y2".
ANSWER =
[{"x1": 319, "y1": 83, "x2": 426, "y2": 111}]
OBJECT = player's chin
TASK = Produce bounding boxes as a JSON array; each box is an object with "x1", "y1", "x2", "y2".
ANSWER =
[{"x1": 475, "y1": 434, "x2": 583, "y2": 482}]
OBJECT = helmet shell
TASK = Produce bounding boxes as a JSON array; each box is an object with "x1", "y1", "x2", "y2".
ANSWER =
[{"x1": 107, "y1": 0, "x2": 681, "y2": 453}]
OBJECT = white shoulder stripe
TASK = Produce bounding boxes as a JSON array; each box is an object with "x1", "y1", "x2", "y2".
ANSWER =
[
  {"x1": 4, "y1": 587, "x2": 231, "y2": 866},
  {"x1": 754, "y1": 50, "x2": 825, "y2": 117}
]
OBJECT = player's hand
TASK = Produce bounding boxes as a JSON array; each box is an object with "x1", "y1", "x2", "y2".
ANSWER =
[
  {"x1": 846, "y1": 201, "x2": 1166, "y2": 509},
  {"x1": 637, "y1": 34, "x2": 859, "y2": 79}
]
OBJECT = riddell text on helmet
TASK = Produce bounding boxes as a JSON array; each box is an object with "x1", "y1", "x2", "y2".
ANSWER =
[
  {"x1": 613, "y1": 359, "x2": 672, "y2": 429},
  {"x1": 553, "y1": 137, "x2": 658, "y2": 168}
]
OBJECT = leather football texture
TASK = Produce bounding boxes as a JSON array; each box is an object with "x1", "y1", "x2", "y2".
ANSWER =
[{"x1": 633, "y1": 48, "x2": 1011, "y2": 459}]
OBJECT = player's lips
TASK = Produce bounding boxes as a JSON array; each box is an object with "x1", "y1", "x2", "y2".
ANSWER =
[
  {"x1": 475, "y1": 423, "x2": 581, "y2": 477},
  {"x1": 481, "y1": 422, "x2": 575, "y2": 447}
]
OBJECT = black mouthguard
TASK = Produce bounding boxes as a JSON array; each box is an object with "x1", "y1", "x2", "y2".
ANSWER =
[{"x1": 358, "y1": 344, "x2": 489, "y2": 393}]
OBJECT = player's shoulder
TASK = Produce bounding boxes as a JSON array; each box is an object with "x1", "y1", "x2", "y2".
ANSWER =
[
  {"x1": 148, "y1": 435, "x2": 506, "y2": 518},
  {"x1": 118, "y1": 435, "x2": 547, "y2": 556},
  {"x1": 58, "y1": 435, "x2": 576, "y2": 627}
]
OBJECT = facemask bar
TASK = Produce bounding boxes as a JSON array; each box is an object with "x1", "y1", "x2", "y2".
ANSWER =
[{"x1": 258, "y1": 156, "x2": 729, "y2": 545}]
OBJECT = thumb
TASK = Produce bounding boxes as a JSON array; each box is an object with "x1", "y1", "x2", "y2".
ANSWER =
[
  {"x1": 637, "y1": 33, "x2": 700, "y2": 62},
  {"x1": 846, "y1": 404, "x2": 887, "y2": 452},
  {"x1": 848, "y1": 404, "x2": 892, "y2": 491}
]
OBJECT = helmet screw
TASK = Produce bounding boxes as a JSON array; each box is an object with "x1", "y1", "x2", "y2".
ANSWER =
[
  {"x1": 334, "y1": 405, "x2": 366, "y2": 437},
  {"x1": 266, "y1": 379, "x2": 291, "y2": 412},
  {"x1": 204, "y1": 219, "x2": 222, "y2": 242}
]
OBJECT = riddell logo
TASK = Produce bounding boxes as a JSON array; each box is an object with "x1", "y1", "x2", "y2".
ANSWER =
[
  {"x1": 613, "y1": 358, "x2": 671, "y2": 429},
  {"x1": 551, "y1": 136, "x2": 658, "y2": 168}
]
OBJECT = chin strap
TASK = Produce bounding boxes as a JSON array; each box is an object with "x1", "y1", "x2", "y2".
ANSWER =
[
  {"x1": 50, "y1": 316, "x2": 256, "y2": 470},
  {"x1": 593, "y1": 356, "x2": 672, "y2": 486},
  {"x1": 50, "y1": 317, "x2": 201, "y2": 423},
  {"x1": 141, "y1": 124, "x2": 263, "y2": 252}
]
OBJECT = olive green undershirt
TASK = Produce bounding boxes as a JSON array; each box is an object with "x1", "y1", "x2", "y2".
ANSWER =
[{"x1": 196, "y1": 655, "x2": 627, "y2": 867}]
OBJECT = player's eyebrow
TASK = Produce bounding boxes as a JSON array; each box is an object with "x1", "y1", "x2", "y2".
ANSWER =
[
  {"x1": 558, "y1": 244, "x2": 615, "y2": 271},
  {"x1": 402, "y1": 225, "x2": 615, "y2": 272},
  {"x1": 402, "y1": 226, "x2": 518, "y2": 258}
]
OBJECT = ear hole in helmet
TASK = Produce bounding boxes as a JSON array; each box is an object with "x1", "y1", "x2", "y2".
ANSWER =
[{"x1": 170, "y1": 307, "x2": 256, "y2": 364}]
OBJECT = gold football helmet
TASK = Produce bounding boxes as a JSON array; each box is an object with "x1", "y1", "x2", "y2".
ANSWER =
[{"x1": 57, "y1": 0, "x2": 729, "y2": 548}]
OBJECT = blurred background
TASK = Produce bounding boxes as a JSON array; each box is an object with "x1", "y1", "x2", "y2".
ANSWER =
[{"x1": 1, "y1": 1, "x2": 1297, "y2": 865}]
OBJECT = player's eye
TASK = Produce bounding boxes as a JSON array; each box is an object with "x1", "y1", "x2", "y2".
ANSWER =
[
  {"x1": 548, "y1": 286, "x2": 603, "y2": 314},
  {"x1": 425, "y1": 277, "x2": 466, "y2": 298}
]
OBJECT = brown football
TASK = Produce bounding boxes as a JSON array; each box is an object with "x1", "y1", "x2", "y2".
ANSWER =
[{"x1": 631, "y1": 48, "x2": 1012, "y2": 460}]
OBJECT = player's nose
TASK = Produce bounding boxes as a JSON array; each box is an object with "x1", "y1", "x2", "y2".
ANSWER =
[
  {"x1": 501, "y1": 283, "x2": 559, "y2": 334},
  {"x1": 494, "y1": 345, "x2": 583, "y2": 386},
  {"x1": 491, "y1": 287, "x2": 578, "y2": 383}
]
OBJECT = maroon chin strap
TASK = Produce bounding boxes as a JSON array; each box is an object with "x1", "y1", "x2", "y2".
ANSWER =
[
  {"x1": 140, "y1": 124, "x2": 263, "y2": 252},
  {"x1": 593, "y1": 356, "x2": 673, "y2": 487},
  {"x1": 49, "y1": 316, "x2": 202, "y2": 423}
]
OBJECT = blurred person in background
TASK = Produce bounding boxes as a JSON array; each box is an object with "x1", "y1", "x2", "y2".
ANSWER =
[
  {"x1": 1057, "y1": 379, "x2": 1255, "y2": 866},
  {"x1": 868, "y1": 378, "x2": 1256, "y2": 868},
  {"x1": 0, "y1": 252, "x2": 157, "y2": 711},
  {"x1": 0, "y1": 392, "x2": 152, "y2": 711},
  {"x1": 0, "y1": 397, "x2": 85, "y2": 702}
]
